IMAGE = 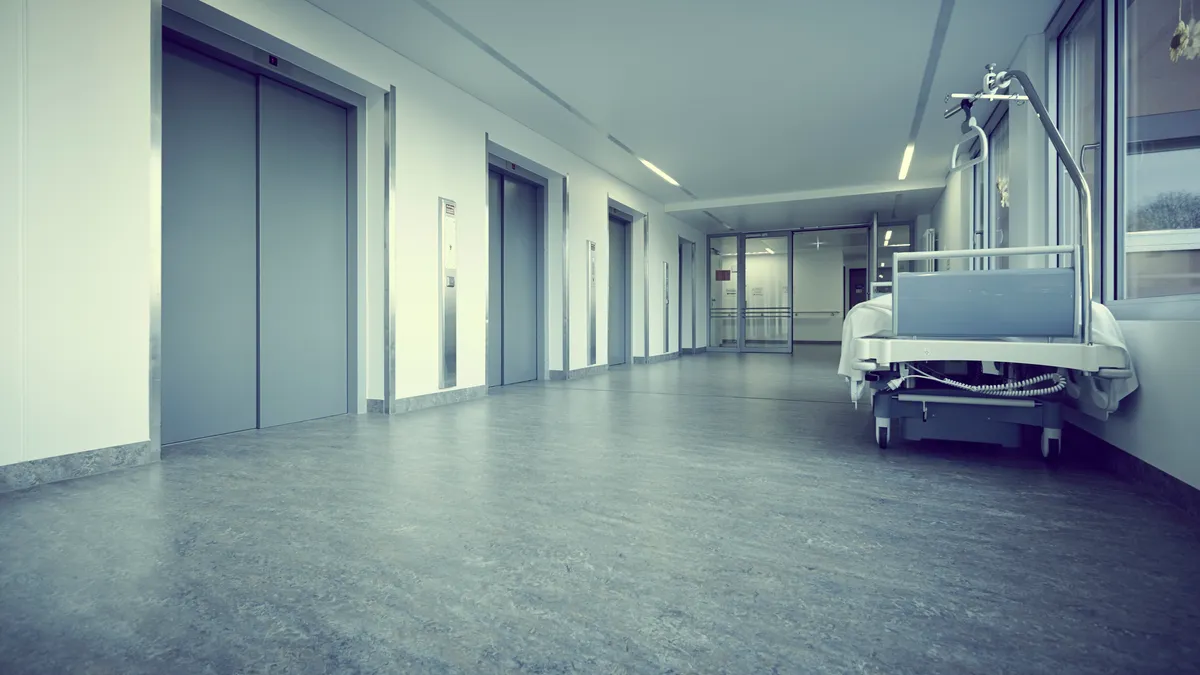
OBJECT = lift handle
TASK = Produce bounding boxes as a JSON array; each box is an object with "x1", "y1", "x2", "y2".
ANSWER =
[{"x1": 949, "y1": 122, "x2": 988, "y2": 175}]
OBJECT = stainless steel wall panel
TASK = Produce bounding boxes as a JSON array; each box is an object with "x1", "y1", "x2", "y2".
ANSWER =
[{"x1": 439, "y1": 198, "x2": 458, "y2": 389}]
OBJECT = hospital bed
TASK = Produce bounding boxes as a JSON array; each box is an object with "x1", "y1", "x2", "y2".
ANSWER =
[{"x1": 838, "y1": 65, "x2": 1137, "y2": 460}]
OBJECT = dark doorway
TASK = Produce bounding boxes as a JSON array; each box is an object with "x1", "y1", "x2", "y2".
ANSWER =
[{"x1": 847, "y1": 268, "x2": 868, "y2": 313}]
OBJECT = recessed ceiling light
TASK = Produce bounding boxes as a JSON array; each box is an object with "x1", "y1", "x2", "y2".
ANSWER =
[
  {"x1": 898, "y1": 143, "x2": 915, "y2": 180},
  {"x1": 639, "y1": 158, "x2": 680, "y2": 187}
]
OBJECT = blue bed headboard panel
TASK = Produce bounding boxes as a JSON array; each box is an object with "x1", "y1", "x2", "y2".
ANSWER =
[{"x1": 893, "y1": 268, "x2": 1077, "y2": 338}]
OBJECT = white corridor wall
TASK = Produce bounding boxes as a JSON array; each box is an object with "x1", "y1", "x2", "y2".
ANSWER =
[
  {"x1": 0, "y1": 0, "x2": 706, "y2": 469},
  {"x1": 0, "y1": 0, "x2": 151, "y2": 466},
  {"x1": 792, "y1": 249, "x2": 845, "y2": 342}
]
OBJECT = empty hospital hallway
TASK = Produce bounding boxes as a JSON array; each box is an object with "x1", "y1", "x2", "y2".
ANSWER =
[{"x1": 2, "y1": 347, "x2": 1198, "y2": 675}]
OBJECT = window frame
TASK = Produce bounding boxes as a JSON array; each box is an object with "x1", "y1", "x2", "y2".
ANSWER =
[
  {"x1": 1051, "y1": 0, "x2": 1200, "y2": 317},
  {"x1": 1053, "y1": 0, "x2": 1107, "y2": 299},
  {"x1": 986, "y1": 107, "x2": 1011, "y2": 265}
]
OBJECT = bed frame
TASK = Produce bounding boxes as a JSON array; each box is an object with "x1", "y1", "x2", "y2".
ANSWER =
[{"x1": 852, "y1": 66, "x2": 1133, "y2": 460}]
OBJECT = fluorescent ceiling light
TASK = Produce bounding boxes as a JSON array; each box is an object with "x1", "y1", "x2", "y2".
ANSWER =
[
  {"x1": 898, "y1": 143, "x2": 915, "y2": 180},
  {"x1": 639, "y1": 158, "x2": 680, "y2": 186},
  {"x1": 765, "y1": 247, "x2": 775, "y2": 254},
  {"x1": 884, "y1": 229, "x2": 893, "y2": 244}
]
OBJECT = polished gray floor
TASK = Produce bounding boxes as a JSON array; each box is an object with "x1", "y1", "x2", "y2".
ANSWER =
[{"x1": 2, "y1": 347, "x2": 1199, "y2": 674}]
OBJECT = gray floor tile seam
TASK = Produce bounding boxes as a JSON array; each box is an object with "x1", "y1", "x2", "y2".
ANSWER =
[{"x1": 506, "y1": 381, "x2": 858, "y2": 407}]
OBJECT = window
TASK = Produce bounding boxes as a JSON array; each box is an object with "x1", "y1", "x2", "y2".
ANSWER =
[
  {"x1": 1058, "y1": 0, "x2": 1104, "y2": 297},
  {"x1": 1119, "y1": 0, "x2": 1200, "y2": 299},
  {"x1": 970, "y1": 140, "x2": 988, "y2": 270},
  {"x1": 989, "y1": 112, "x2": 1012, "y2": 268}
]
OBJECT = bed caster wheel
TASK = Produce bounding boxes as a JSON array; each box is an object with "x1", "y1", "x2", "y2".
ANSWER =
[
  {"x1": 876, "y1": 425, "x2": 889, "y2": 450},
  {"x1": 1040, "y1": 435, "x2": 1062, "y2": 463}
]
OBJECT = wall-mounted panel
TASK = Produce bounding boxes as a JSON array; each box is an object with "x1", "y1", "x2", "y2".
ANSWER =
[
  {"x1": 663, "y1": 261, "x2": 670, "y2": 354},
  {"x1": 587, "y1": 240, "x2": 597, "y2": 365},
  {"x1": 439, "y1": 198, "x2": 458, "y2": 389}
]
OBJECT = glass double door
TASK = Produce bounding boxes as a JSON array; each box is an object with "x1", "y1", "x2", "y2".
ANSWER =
[{"x1": 709, "y1": 234, "x2": 792, "y2": 352}]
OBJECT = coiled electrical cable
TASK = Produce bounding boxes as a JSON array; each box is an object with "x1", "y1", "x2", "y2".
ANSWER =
[{"x1": 888, "y1": 367, "x2": 1067, "y2": 398}]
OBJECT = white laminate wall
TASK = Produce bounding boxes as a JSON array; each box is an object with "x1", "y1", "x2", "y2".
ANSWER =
[
  {"x1": 640, "y1": 214, "x2": 700, "y2": 357},
  {"x1": 0, "y1": 0, "x2": 151, "y2": 466},
  {"x1": 0, "y1": 0, "x2": 23, "y2": 467}
]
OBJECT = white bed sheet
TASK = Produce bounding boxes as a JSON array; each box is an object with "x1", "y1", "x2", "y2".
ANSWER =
[{"x1": 838, "y1": 294, "x2": 1139, "y2": 413}]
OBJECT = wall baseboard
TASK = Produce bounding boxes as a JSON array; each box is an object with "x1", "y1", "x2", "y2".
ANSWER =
[
  {"x1": 369, "y1": 385, "x2": 489, "y2": 415},
  {"x1": 550, "y1": 364, "x2": 610, "y2": 381},
  {"x1": 1066, "y1": 425, "x2": 1200, "y2": 521},
  {"x1": 633, "y1": 352, "x2": 682, "y2": 365},
  {"x1": 682, "y1": 347, "x2": 707, "y2": 355},
  {"x1": 0, "y1": 441, "x2": 158, "y2": 494}
]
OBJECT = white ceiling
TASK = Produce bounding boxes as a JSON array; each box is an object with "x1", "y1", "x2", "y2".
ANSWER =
[
  {"x1": 306, "y1": 0, "x2": 1061, "y2": 230},
  {"x1": 670, "y1": 185, "x2": 946, "y2": 232}
]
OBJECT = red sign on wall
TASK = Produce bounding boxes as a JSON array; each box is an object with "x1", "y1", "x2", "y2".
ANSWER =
[{"x1": 715, "y1": 270, "x2": 732, "y2": 281}]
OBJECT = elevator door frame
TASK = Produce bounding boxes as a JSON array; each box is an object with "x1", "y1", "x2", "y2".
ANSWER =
[
  {"x1": 486, "y1": 159, "x2": 548, "y2": 387},
  {"x1": 608, "y1": 215, "x2": 634, "y2": 366},
  {"x1": 158, "y1": 10, "x2": 370, "y2": 444}
]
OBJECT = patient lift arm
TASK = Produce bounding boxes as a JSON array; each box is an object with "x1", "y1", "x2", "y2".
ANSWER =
[{"x1": 944, "y1": 65, "x2": 1095, "y2": 345}]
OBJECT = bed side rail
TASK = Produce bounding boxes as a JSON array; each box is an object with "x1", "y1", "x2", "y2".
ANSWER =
[{"x1": 893, "y1": 246, "x2": 1084, "y2": 342}]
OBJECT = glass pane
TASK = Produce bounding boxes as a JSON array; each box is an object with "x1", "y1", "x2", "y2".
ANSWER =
[
  {"x1": 1121, "y1": 0, "x2": 1200, "y2": 298},
  {"x1": 990, "y1": 115, "x2": 1011, "y2": 268},
  {"x1": 743, "y1": 235, "x2": 790, "y2": 349},
  {"x1": 876, "y1": 224, "x2": 912, "y2": 282},
  {"x1": 708, "y1": 236, "x2": 738, "y2": 348},
  {"x1": 793, "y1": 228, "x2": 869, "y2": 342},
  {"x1": 1059, "y1": 0, "x2": 1103, "y2": 296}
]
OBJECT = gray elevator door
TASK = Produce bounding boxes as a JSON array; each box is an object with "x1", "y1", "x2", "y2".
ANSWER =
[
  {"x1": 257, "y1": 77, "x2": 349, "y2": 428},
  {"x1": 608, "y1": 219, "x2": 628, "y2": 365},
  {"x1": 161, "y1": 42, "x2": 259, "y2": 445},
  {"x1": 502, "y1": 178, "x2": 538, "y2": 385},
  {"x1": 487, "y1": 172, "x2": 504, "y2": 387}
]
